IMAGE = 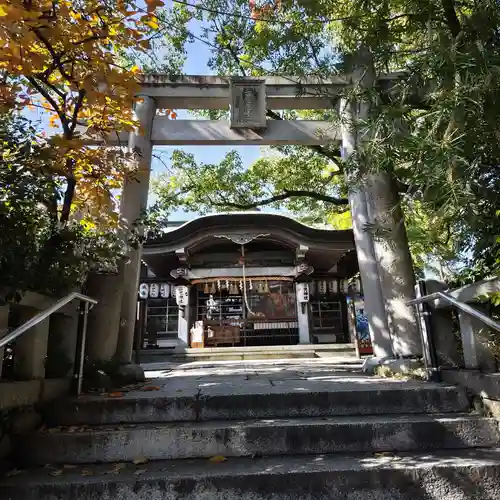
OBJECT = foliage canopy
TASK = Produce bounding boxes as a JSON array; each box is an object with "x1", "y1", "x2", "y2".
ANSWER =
[{"x1": 152, "y1": 0, "x2": 500, "y2": 279}]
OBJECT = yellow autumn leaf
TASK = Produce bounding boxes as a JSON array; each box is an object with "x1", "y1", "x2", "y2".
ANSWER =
[
  {"x1": 209, "y1": 456, "x2": 228, "y2": 463},
  {"x1": 145, "y1": 19, "x2": 159, "y2": 29},
  {"x1": 132, "y1": 455, "x2": 148, "y2": 465}
]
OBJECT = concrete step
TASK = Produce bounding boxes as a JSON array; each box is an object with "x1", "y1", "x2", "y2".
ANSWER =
[
  {"x1": 43, "y1": 381, "x2": 470, "y2": 426},
  {"x1": 17, "y1": 414, "x2": 499, "y2": 465},
  {"x1": 178, "y1": 343, "x2": 356, "y2": 353},
  {"x1": 3, "y1": 448, "x2": 500, "y2": 499},
  {"x1": 171, "y1": 343, "x2": 357, "y2": 362}
]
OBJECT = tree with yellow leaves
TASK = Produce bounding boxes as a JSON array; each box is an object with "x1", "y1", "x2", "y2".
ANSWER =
[{"x1": 0, "y1": 0, "x2": 166, "y2": 225}]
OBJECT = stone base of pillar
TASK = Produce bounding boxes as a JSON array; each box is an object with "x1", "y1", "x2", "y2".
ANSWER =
[
  {"x1": 13, "y1": 306, "x2": 49, "y2": 380},
  {"x1": 85, "y1": 269, "x2": 124, "y2": 363},
  {"x1": 45, "y1": 312, "x2": 78, "y2": 378},
  {"x1": 115, "y1": 249, "x2": 141, "y2": 363}
]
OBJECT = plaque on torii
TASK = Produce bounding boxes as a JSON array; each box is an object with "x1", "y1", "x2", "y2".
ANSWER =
[{"x1": 230, "y1": 78, "x2": 267, "y2": 129}]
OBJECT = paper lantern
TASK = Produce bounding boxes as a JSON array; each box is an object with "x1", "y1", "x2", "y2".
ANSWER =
[
  {"x1": 159, "y1": 283, "x2": 170, "y2": 298},
  {"x1": 149, "y1": 283, "x2": 159, "y2": 298}
]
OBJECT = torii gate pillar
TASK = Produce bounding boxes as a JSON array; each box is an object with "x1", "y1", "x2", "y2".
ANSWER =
[{"x1": 115, "y1": 95, "x2": 156, "y2": 363}]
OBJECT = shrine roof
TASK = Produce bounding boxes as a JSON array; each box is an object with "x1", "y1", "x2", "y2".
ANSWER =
[{"x1": 144, "y1": 212, "x2": 354, "y2": 255}]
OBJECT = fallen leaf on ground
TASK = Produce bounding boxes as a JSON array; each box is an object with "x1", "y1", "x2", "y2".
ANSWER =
[
  {"x1": 142, "y1": 386, "x2": 160, "y2": 392},
  {"x1": 81, "y1": 470, "x2": 93, "y2": 477},
  {"x1": 49, "y1": 469, "x2": 63, "y2": 477},
  {"x1": 104, "y1": 469, "x2": 120, "y2": 476},
  {"x1": 67, "y1": 426, "x2": 80, "y2": 433},
  {"x1": 176, "y1": 389, "x2": 183, "y2": 393},
  {"x1": 113, "y1": 463, "x2": 127, "y2": 471},
  {"x1": 133, "y1": 455, "x2": 148, "y2": 465},
  {"x1": 133, "y1": 469, "x2": 147, "y2": 475},
  {"x1": 108, "y1": 392, "x2": 125, "y2": 398},
  {"x1": 46, "y1": 427, "x2": 61, "y2": 434},
  {"x1": 6, "y1": 469, "x2": 23, "y2": 477},
  {"x1": 209, "y1": 455, "x2": 227, "y2": 463}
]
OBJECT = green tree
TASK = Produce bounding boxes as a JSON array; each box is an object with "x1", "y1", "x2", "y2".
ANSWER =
[
  {"x1": 0, "y1": 112, "x2": 125, "y2": 302},
  {"x1": 154, "y1": 0, "x2": 500, "y2": 279}
]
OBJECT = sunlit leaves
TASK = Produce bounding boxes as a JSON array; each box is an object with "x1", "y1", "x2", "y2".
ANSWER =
[
  {"x1": 158, "y1": 0, "x2": 500, "y2": 279},
  {"x1": 0, "y1": 0, "x2": 167, "y2": 225}
]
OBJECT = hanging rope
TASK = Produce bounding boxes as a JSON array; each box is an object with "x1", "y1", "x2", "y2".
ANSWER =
[{"x1": 241, "y1": 244, "x2": 258, "y2": 316}]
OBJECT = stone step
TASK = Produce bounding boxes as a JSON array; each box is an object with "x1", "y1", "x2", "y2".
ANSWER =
[
  {"x1": 178, "y1": 343, "x2": 356, "y2": 354},
  {"x1": 171, "y1": 343, "x2": 357, "y2": 362},
  {"x1": 3, "y1": 448, "x2": 500, "y2": 500},
  {"x1": 43, "y1": 381, "x2": 470, "y2": 426},
  {"x1": 16, "y1": 414, "x2": 499, "y2": 465},
  {"x1": 141, "y1": 343, "x2": 356, "y2": 359}
]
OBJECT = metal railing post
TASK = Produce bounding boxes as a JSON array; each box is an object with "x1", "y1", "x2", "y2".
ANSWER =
[
  {"x1": 73, "y1": 300, "x2": 90, "y2": 396},
  {"x1": 407, "y1": 287, "x2": 500, "y2": 376},
  {"x1": 415, "y1": 280, "x2": 440, "y2": 381}
]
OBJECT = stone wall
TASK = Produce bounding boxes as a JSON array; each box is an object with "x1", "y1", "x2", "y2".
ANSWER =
[{"x1": 0, "y1": 292, "x2": 80, "y2": 465}]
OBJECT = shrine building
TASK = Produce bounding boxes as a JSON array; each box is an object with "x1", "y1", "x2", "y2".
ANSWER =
[{"x1": 135, "y1": 212, "x2": 365, "y2": 351}]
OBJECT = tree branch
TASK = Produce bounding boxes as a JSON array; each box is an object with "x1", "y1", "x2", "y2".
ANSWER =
[
  {"x1": 26, "y1": 76, "x2": 70, "y2": 135},
  {"x1": 32, "y1": 27, "x2": 73, "y2": 82},
  {"x1": 265, "y1": 108, "x2": 343, "y2": 169},
  {"x1": 59, "y1": 158, "x2": 76, "y2": 224},
  {"x1": 441, "y1": 0, "x2": 461, "y2": 38},
  {"x1": 69, "y1": 89, "x2": 86, "y2": 135},
  {"x1": 212, "y1": 190, "x2": 349, "y2": 210}
]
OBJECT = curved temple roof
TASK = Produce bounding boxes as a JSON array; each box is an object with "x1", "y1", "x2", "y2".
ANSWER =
[{"x1": 144, "y1": 212, "x2": 355, "y2": 255}]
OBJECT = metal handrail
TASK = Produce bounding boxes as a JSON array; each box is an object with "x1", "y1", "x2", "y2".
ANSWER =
[
  {"x1": 0, "y1": 292, "x2": 97, "y2": 349},
  {"x1": 0, "y1": 292, "x2": 97, "y2": 396},
  {"x1": 407, "y1": 290, "x2": 500, "y2": 333}
]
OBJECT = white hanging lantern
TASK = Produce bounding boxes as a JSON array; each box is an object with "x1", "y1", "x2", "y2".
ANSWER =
[
  {"x1": 159, "y1": 283, "x2": 170, "y2": 298},
  {"x1": 328, "y1": 280, "x2": 338, "y2": 294},
  {"x1": 138, "y1": 283, "x2": 149, "y2": 299},
  {"x1": 309, "y1": 280, "x2": 316, "y2": 297},
  {"x1": 340, "y1": 279, "x2": 350, "y2": 294},
  {"x1": 149, "y1": 283, "x2": 159, "y2": 298},
  {"x1": 317, "y1": 280, "x2": 327, "y2": 295}
]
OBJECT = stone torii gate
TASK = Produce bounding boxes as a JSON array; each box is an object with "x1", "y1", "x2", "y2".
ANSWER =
[{"x1": 99, "y1": 69, "x2": 421, "y2": 365}]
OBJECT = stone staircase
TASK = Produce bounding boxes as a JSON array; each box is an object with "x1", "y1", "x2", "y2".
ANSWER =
[{"x1": 1, "y1": 359, "x2": 500, "y2": 499}]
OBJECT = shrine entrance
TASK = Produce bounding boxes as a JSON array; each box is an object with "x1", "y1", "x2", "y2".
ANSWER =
[{"x1": 136, "y1": 212, "x2": 358, "y2": 351}]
